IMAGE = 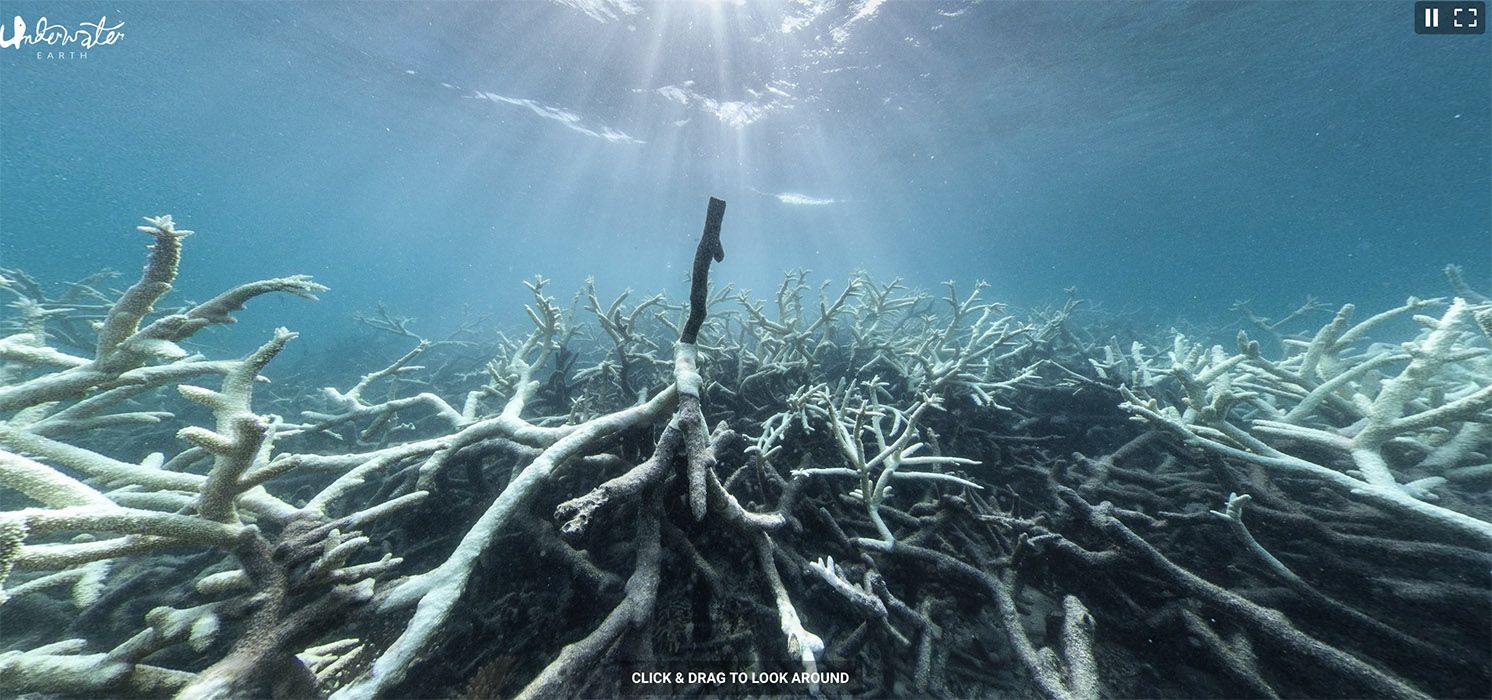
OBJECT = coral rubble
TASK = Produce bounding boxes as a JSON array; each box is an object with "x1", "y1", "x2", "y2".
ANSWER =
[{"x1": 1, "y1": 205, "x2": 1488, "y2": 699}]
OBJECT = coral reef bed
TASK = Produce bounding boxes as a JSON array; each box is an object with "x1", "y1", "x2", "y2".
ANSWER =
[{"x1": 1, "y1": 204, "x2": 1489, "y2": 699}]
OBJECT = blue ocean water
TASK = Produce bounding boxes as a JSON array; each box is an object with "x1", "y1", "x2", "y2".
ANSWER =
[
  {"x1": 3, "y1": 5, "x2": 1492, "y2": 699},
  {"x1": 1, "y1": 0, "x2": 1488, "y2": 351}
]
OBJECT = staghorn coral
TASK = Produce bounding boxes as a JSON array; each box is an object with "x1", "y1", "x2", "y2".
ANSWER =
[
  {"x1": 1119, "y1": 295, "x2": 1492, "y2": 543},
  {"x1": 0, "y1": 203, "x2": 1487, "y2": 700},
  {"x1": 0, "y1": 218, "x2": 420, "y2": 697}
]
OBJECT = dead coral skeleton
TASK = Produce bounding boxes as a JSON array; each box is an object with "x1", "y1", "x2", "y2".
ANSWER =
[
  {"x1": 0, "y1": 217, "x2": 421, "y2": 697},
  {"x1": 1120, "y1": 294, "x2": 1492, "y2": 543},
  {"x1": 1, "y1": 206, "x2": 1487, "y2": 700}
]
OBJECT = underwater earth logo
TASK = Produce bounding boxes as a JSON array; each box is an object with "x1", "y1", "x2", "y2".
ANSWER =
[{"x1": 0, "y1": 14, "x2": 124, "y2": 59}]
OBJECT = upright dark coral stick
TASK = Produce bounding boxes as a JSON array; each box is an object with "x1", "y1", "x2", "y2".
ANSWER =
[
  {"x1": 675, "y1": 197, "x2": 727, "y2": 519},
  {"x1": 681, "y1": 196, "x2": 726, "y2": 345}
]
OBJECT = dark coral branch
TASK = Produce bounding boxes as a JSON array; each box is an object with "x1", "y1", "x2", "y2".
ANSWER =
[{"x1": 680, "y1": 197, "x2": 726, "y2": 345}]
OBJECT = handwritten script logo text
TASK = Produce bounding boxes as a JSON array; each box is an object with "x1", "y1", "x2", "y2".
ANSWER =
[{"x1": 1, "y1": 15, "x2": 125, "y2": 54}]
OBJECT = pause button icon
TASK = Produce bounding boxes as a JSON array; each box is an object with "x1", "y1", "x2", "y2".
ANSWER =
[{"x1": 1415, "y1": 1, "x2": 1485, "y2": 34}]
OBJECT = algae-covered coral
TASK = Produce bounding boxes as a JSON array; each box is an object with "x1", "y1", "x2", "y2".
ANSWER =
[{"x1": 1, "y1": 202, "x2": 1489, "y2": 699}]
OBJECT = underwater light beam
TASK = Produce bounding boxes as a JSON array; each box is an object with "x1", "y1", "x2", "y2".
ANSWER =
[
  {"x1": 772, "y1": 191, "x2": 838, "y2": 206},
  {"x1": 472, "y1": 91, "x2": 644, "y2": 144}
]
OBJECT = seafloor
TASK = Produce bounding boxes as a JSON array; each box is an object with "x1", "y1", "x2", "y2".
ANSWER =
[{"x1": 1, "y1": 207, "x2": 1489, "y2": 699}]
